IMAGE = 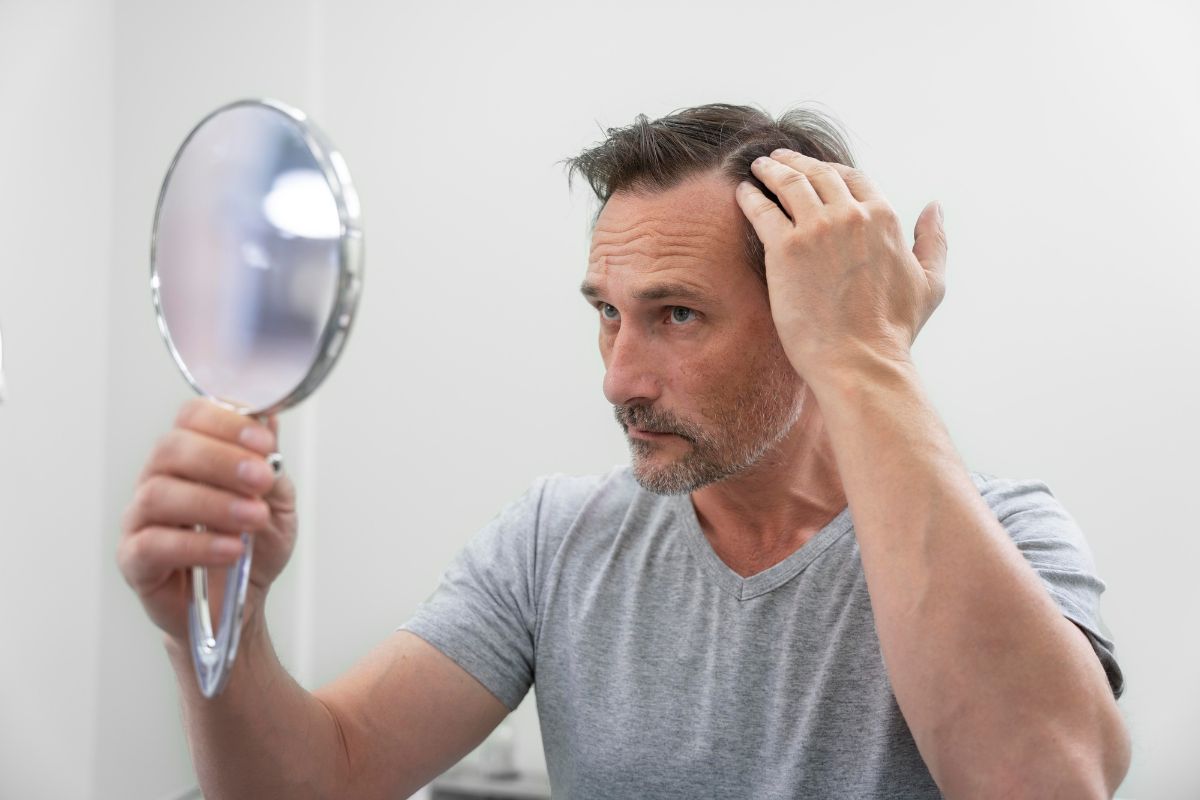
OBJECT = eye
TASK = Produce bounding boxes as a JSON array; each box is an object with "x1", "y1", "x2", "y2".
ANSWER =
[
  {"x1": 599, "y1": 302, "x2": 620, "y2": 321},
  {"x1": 669, "y1": 306, "x2": 696, "y2": 324}
]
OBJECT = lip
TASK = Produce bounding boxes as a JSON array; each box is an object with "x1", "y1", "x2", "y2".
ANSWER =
[{"x1": 628, "y1": 427, "x2": 677, "y2": 440}]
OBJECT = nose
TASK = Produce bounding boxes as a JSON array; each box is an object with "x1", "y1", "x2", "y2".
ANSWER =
[{"x1": 602, "y1": 325, "x2": 662, "y2": 407}]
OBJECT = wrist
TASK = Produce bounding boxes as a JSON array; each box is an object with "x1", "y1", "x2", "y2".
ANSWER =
[
  {"x1": 161, "y1": 584, "x2": 270, "y2": 658},
  {"x1": 801, "y1": 340, "x2": 918, "y2": 399}
]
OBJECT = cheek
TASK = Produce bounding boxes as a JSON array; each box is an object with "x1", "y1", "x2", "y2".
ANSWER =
[{"x1": 674, "y1": 356, "x2": 734, "y2": 415}]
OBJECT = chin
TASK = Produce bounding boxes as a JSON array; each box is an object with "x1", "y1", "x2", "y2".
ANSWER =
[{"x1": 630, "y1": 455, "x2": 716, "y2": 496}]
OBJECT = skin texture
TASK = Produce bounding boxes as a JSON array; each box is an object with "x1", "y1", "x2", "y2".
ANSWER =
[
  {"x1": 730, "y1": 150, "x2": 1130, "y2": 798},
  {"x1": 582, "y1": 171, "x2": 848, "y2": 574},
  {"x1": 121, "y1": 398, "x2": 511, "y2": 799},
  {"x1": 587, "y1": 156, "x2": 1129, "y2": 796},
  {"x1": 118, "y1": 147, "x2": 1131, "y2": 799}
]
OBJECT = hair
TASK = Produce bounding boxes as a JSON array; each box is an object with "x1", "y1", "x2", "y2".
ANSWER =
[{"x1": 563, "y1": 102, "x2": 857, "y2": 283}]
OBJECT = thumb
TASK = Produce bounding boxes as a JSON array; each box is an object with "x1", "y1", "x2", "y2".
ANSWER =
[
  {"x1": 263, "y1": 460, "x2": 296, "y2": 512},
  {"x1": 260, "y1": 414, "x2": 294, "y2": 509},
  {"x1": 912, "y1": 201, "x2": 948, "y2": 278}
]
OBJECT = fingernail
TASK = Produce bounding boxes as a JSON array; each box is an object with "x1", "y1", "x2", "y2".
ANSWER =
[
  {"x1": 937, "y1": 202, "x2": 944, "y2": 222},
  {"x1": 753, "y1": 156, "x2": 771, "y2": 167},
  {"x1": 239, "y1": 424, "x2": 274, "y2": 453},
  {"x1": 237, "y1": 459, "x2": 274, "y2": 486},
  {"x1": 771, "y1": 148, "x2": 794, "y2": 157},
  {"x1": 231, "y1": 498, "x2": 266, "y2": 523}
]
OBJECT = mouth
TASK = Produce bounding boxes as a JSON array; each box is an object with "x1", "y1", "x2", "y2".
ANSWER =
[{"x1": 628, "y1": 427, "x2": 679, "y2": 441}]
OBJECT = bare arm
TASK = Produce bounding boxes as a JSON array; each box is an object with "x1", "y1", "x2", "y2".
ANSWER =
[
  {"x1": 163, "y1": 589, "x2": 345, "y2": 799},
  {"x1": 121, "y1": 399, "x2": 510, "y2": 798},
  {"x1": 737, "y1": 150, "x2": 1131, "y2": 797},
  {"x1": 812, "y1": 354, "x2": 1130, "y2": 798},
  {"x1": 165, "y1": 595, "x2": 508, "y2": 799}
]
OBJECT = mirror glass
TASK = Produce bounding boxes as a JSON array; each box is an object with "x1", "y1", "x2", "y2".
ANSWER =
[
  {"x1": 152, "y1": 100, "x2": 360, "y2": 413},
  {"x1": 150, "y1": 98, "x2": 362, "y2": 698}
]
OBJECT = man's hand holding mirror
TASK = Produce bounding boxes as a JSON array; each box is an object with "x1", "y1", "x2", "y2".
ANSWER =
[{"x1": 119, "y1": 399, "x2": 297, "y2": 645}]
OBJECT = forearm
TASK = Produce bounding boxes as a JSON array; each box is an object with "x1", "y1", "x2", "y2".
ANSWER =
[
  {"x1": 165, "y1": 592, "x2": 349, "y2": 799},
  {"x1": 807, "y1": 349, "x2": 1127, "y2": 798}
]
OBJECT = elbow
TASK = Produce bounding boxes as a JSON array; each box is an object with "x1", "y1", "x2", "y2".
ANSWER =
[
  {"x1": 1097, "y1": 706, "x2": 1133, "y2": 798},
  {"x1": 983, "y1": 723, "x2": 1131, "y2": 800},
  {"x1": 314, "y1": 694, "x2": 356, "y2": 796}
]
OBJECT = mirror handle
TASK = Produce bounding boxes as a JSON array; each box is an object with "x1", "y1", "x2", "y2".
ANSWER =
[{"x1": 188, "y1": 531, "x2": 255, "y2": 698}]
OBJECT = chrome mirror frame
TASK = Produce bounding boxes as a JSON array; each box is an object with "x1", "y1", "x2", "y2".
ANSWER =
[{"x1": 149, "y1": 98, "x2": 364, "y2": 697}]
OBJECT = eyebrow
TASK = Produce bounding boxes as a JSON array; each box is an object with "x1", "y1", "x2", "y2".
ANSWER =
[{"x1": 579, "y1": 280, "x2": 714, "y2": 305}]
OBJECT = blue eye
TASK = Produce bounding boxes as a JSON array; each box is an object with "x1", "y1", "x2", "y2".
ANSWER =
[
  {"x1": 669, "y1": 307, "x2": 695, "y2": 324},
  {"x1": 600, "y1": 303, "x2": 620, "y2": 320}
]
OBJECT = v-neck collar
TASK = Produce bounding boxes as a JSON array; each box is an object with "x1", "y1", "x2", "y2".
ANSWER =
[{"x1": 675, "y1": 493, "x2": 854, "y2": 601}]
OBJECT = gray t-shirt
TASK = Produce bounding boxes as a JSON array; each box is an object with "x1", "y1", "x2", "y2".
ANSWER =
[{"x1": 399, "y1": 466, "x2": 1123, "y2": 799}]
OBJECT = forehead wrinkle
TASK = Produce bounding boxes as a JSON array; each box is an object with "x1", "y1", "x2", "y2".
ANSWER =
[
  {"x1": 592, "y1": 217, "x2": 720, "y2": 242},
  {"x1": 588, "y1": 242, "x2": 714, "y2": 269},
  {"x1": 588, "y1": 221, "x2": 731, "y2": 273}
]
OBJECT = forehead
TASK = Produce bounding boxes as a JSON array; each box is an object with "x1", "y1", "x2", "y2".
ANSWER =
[{"x1": 586, "y1": 171, "x2": 747, "y2": 286}]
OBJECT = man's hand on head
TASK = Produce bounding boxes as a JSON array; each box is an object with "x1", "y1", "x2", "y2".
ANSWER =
[{"x1": 734, "y1": 150, "x2": 948, "y2": 384}]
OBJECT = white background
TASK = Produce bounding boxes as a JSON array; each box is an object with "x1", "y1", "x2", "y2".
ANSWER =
[{"x1": 0, "y1": 1, "x2": 1196, "y2": 798}]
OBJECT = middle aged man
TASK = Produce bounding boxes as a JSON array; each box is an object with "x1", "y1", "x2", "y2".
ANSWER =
[{"x1": 119, "y1": 103, "x2": 1130, "y2": 799}]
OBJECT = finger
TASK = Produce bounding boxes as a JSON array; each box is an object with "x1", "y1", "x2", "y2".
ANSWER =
[
  {"x1": 912, "y1": 200, "x2": 948, "y2": 280},
  {"x1": 735, "y1": 181, "x2": 793, "y2": 244},
  {"x1": 767, "y1": 149, "x2": 855, "y2": 206},
  {"x1": 749, "y1": 157, "x2": 822, "y2": 220},
  {"x1": 124, "y1": 474, "x2": 271, "y2": 535},
  {"x1": 118, "y1": 526, "x2": 245, "y2": 592},
  {"x1": 174, "y1": 397, "x2": 276, "y2": 456},
  {"x1": 263, "y1": 470, "x2": 297, "y2": 515},
  {"x1": 820, "y1": 161, "x2": 885, "y2": 204},
  {"x1": 141, "y1": 427, "x2": 279, "y2": 496}
]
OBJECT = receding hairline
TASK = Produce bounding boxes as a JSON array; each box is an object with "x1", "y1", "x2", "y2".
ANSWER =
[{"x1": 587, "y1": 167, "x2": 745, "y2": 229}]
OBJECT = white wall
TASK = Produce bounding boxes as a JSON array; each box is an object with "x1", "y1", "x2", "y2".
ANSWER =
[
  {"x1": 0, "y1": 1, "x2": 1195, "y2": 798},
  {"x1": 0, "y1": 1, "x2": 112, "y2": 797},
  {"x1": 91, "y1": 3, "x2": 323, "y2": 798}
]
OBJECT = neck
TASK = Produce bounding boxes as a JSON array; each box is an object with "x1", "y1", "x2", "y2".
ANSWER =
[{"x1": 689, "y1": 385, "x2": 847, "y2": 576}]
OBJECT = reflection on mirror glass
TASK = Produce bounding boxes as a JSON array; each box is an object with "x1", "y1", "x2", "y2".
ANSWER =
[{"x1": 153, "y1": 104, "x2": 343, "y2": 412}]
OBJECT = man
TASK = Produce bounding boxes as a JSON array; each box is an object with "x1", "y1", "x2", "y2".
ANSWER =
[{"x1": 119, "y1": 104, "x2": 1130, "y2": 799}]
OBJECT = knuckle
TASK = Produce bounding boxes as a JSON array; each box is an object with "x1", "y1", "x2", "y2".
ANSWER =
[
  {"x1": 151, "y1": 429, "x2": 184, "y2": 470},
  {"x1": 839, "y1": 205, "x2": 870, "y2": 226},
  {"x1": 843, "y1": 166, "x2": 867, "y2": 184},
  {"x1": 754, "y1": 199, "x2": 779, "y2": 217},
  {"x1": 134, "y1": 476, "x2": 169, "y2": 519},
  {"x1": 780, "y1": 172, "x2": 809, "y2": 189},
  {"x1": 931, "y1": 275, "x2": 948, "y2": 302},
  {"x1": 805, "y1": 216, "x2": 835, "y2": 237},
  {"x1": 175, "y1": 398, "x2": 203, "y2": 428},
  {"x1": 810, "y1": 163, "x2": 837, "y2": 180},
  {"x1": 121, "y1": 532, "x2": 148, "y2": 571}
]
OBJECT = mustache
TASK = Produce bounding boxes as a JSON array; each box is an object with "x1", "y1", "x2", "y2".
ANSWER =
[{"x1": 613, "y1": 405, "x2": 695, "y2": 441}]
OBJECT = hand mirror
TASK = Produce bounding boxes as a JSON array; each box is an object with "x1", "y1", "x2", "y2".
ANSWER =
[{"x1": 151, "y1": 98, "x2": 363, "y2": 697}]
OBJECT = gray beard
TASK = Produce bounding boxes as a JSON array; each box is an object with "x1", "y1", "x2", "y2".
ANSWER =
[{"x1": 623, "y1": 380, "x2": 804, "y2": 496}]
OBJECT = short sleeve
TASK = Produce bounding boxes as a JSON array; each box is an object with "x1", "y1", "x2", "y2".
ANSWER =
[
  {"x1": 976, "y1": 473, "x2": 1125, "y2": 699},
  {"x1": 397, "y1": 477, "x2": 548, "y2": 711}
]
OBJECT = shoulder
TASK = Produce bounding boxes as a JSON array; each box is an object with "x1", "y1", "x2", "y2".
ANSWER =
[
  {"x1": 526, "y1": 464, "x2": 640, "y2": 532},
  {"x1": 969, "y1": 472, "x2": 1084, "y2": 534},
  {"x1": 968, "y1": 471, "x2": 1124, "y2": 698},
  {"x1": 967, "y1": 469, "x2": 1101, "y2": 583}
]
